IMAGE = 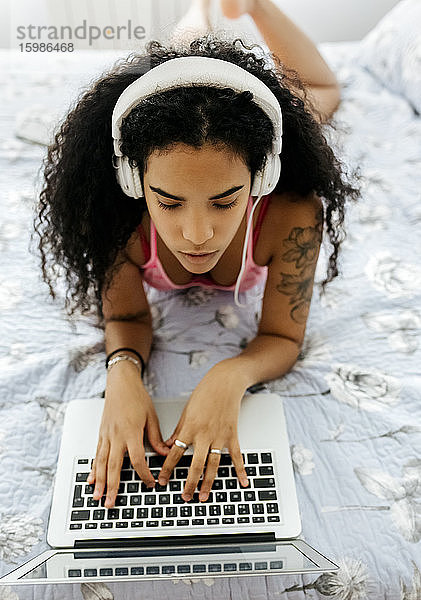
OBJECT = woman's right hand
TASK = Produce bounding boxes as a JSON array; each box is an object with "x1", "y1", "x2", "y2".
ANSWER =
[{"x1": 87, "y1": 361, "x2": 170, "y2": 508}]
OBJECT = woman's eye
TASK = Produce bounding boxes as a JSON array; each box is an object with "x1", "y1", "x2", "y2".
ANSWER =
[
  {"x1": 157, "y1": 198, "x2": 239, "y2": 210},
  {"x1": 214, "y1": 199, "x2": 239, "y2": 210},
  {"x1": 158, "y1": 201, "x2": 180, "y2": 210}
]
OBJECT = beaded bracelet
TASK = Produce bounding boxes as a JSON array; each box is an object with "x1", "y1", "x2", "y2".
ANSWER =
[{"x1": 105, "y1": 347, "x2": 146, "y2": 377}]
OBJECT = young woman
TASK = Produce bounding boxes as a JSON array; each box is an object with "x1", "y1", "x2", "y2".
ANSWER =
[{"x1": 34, "y1": 0, "x2": 360, "y2": 510}]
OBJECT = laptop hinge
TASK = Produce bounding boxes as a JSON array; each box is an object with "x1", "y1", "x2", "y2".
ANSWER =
[{"x1": 74, "y1": 531, "x2": 276, "y2": 549}]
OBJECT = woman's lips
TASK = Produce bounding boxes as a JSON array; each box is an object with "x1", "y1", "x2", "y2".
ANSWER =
[{"x1": 180, "y1": 251, "x2": 217, "y2": 264}]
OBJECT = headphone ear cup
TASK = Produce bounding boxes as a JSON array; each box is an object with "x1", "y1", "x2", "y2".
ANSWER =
[
  {"x1": 250, "y1": 154, "x2": 281, "y2": 197},
  {"x1": 117, "y1": 156, "x2": 143, "y2": 198}
]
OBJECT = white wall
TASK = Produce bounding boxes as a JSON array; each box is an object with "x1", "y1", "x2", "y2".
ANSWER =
[{"x1": 1, "y1": 0, "x2": 402, "y2": 49}]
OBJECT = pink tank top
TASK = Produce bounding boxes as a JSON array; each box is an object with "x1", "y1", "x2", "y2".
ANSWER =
[{"x1": 137, "y1": 193, "x2": 271, "y2": 292}]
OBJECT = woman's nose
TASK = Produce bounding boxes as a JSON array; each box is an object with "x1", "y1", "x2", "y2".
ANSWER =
[{"x1": 182, "y1": 217, "x2": 214, "y2": 246}]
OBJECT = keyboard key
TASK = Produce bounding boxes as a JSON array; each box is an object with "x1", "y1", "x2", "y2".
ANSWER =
[
  {"x1": 127, "y1": 482, "x2": 139, "y2": 493},
  {"x1": 84, "y1": 569, "x2": 97, "y2": 577},
  {"x1": 166, "y1": 507, "x2": 177, "y2": 517},
  {"x1": 270, "y1": 560, "x2": 284, "y2": 569},
  {"x1": 87, "y1": 498, "x2": 99, "y2": 507},
  {"x1": 78, "y1": 459, "x2": 89, "y2": 464},
  {"x1": 252, "y1": 516, "x2": 265, "y2": 523},
  {"x1": 195, "y1": 505, "x2": 206, "y2": 516},
  {"x1": 193, "y1": 564, "x2": 206, "y2": 573},
  {"x1": 162, "y1": 520, "x2": 175, "y2": 526},
  {"x1": 222, "y1": 517, "x2": 234, "y2": 524},
  {"x1": 151, "y1": 507, "x2": 163, "y2": 518},
  {"x1": 230, "y1": 492, "x2": 241, "y2": 502},
  {"x1": 71, "y1": 510, "x2": 90, "y2": 521},
  {"x1": 226, "y1": 479, "x2": 238, "y2": 489},
  {"x1": 220, "y1": 454, "x2": 231, "y2": 465},
  {"x1": 207, "y1": 518, "x2": 220, "y2": 524},
  {"x1": 122, "y1": 456, "x2": 131, "y2": 469},
  {"x1": 176, "y1": 468, "x2": 188, "y2": 479},
  {"x1": 100, "y1": 568, "x2": 113, "y2": 576},
  {"x1": 76, "y1": 473, "x2": 89, "y2": 482},
  {"x1": 69, "y1": 569, "x2": 82, "y2": 577},
  {"x1": 146, "y1": 521, "x2": 159, "y2": 527},
  {"x1": 149, "y1": 455, "x2": 166, "y2": 468},
  {"x1": 92, "y1": 509, "x2": 105, "y2": 519},
  {"x1": 255, "y1": 562, "x2": 268, "y2": 570},
  {"x1": 180, "y1": 506, "x2": 192, "y2": 517},
  {"x1": 267, "y1": 503, "x2": 279, "y2": 513},
  {"x1": 155, "y1": 482, "x2": 167, "y2": 492},
  {"x1": 159, "y1": 494, "x2": 171, "y2": 504},
  {"x1": 224, "y1": 563, "x2": 237, "y2": 571},
  {"x1": 100, "y1": 522, "x2": 113, "y2": 528},
  {"x1": 131, "y1": 566, "x2": 144, "y2": 574},
  {"x1": 130, "y1": 495, "x2": 142, "y2": 505},
  {"x1": 209, "y1": 564, "x2": 222, "y2": 572},
  {"x1": 215, "y1": 492, "x2": 227, "y2": 503},
  {"x1": 131, "y1": 521, "x2": 143, "y2": 527},
  {"x1": 252, "y1": 504, "x2": 264, "y2": 514},
  {"x1": 258, "y1": 490, "x2": 277, "y2": 501},
  {"x1": 244, "y1": 491, "x2": 256, "y2": 501},
  {"x1": 218, "y1": 467, "x2": 229, "y2": 478},
  {"x1": 238, "y1": 504, "x2": 250, "y2": 514},
  {"x1": 146, "y1": 566, "x2": 159, "y2": 574},
  {"x1": 177, "y1": 455, "x2": 193, "y2": 467},
  {"x1": 247, "y1": 453, "x2": 258, "y2": 464},
  {"x1": 176, "y1": 520, "x2": 189, "y2": 526},
  {"x1": 115, "y1": 496, "x2": 127, "y2": 506},
  {"x1": 238, "y1": 517, "x2": 250, "y2": 523},
  {"x1": 177, "y1": 565, "x2": 191, "y2": 573},
  {"x1": 85, "y1": 523, "x2": 97, "y2": 529},
  {"x1": 173, "y1": 494, "x2": 184, "y2": 504},
  {"x1": 144, "y1": 495, "x2": 156, "y2": 505},
  {"x1": 268, "y1": 515, "x2": 280, "y2": 522},
  {"x1": 162, "y1": 565, "x2": 175, "y2": 574},
  {"x1": 259, "y1": 465, "x2": 274, "y2": 476},
  {"x1": 122, "y1": 509, "x2": 134, "y2": 519},
  {"x1": 116, "y1": 521, "x2": 128, "y2": 528},
  {"x1": 211, "y1": 479, "x2": 223, "y2": 489},
  {"x1": 120, "y1": 471, "x2": 132, "y2": 481},
  {"x1": 169, "y1": 481, "x2": 181, "y2": 491},
  {"x1": 261, "y1": 453, "x2": 272, "y2": 463},
  {"x1": 137, "y1": 508, "x2": 148, "y2": 519},
  {"x1": 72, "y1": 497, "x2": 84, "y2": 508},
  {"x1": 209, "y1": 505, "x2": 221, "y2": 516},
  {"x1": 245, "y1": 466, "x2": 257, "y2": 477},
  {"x1": 224, "y1": 505, "x2": 235, "y2": 515},
  {"x1": 70, "y1": 523, "x2": 82, "y2": 530},
  {"x1": 107, "y1": 509, "x2": 119, "y2": 519},
  {"x1": 239, "y1": 562, "x2": 252, "y2": 571},
  {"x1": 253, "y1": 478, "x2": 275, "y2": 488},
  {"x1": 192, "y1": 519, "x2": 204, "y2": 525},
  {"x1": 115, "y1": 567, "x2": 128, "y2": 576},
  {"x1": 84, "y1": 484, "x2": 94, "y2": 495}
]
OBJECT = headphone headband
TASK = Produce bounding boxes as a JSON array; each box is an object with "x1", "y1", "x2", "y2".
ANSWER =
[{"x1": 112, "y1": 56, "x2": 282, "y2": 158}]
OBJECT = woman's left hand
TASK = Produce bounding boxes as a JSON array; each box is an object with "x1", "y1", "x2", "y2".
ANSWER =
[{"x1": 157, "y1": 360, "x2": 250, "y2": 502}]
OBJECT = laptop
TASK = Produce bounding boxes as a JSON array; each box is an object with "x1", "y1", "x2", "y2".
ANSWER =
[{"x1": 1, "y1": 391, "x2": 339, "y2": 584}]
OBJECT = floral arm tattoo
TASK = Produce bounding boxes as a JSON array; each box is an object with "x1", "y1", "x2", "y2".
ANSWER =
[{"x1": 276, "y1": 206, "x2": 323, "y2": 324}]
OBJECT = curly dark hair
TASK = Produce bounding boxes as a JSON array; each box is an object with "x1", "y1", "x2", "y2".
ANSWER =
[{"x1": 33, "y1": 34, "x2": 360, "y2": 324}]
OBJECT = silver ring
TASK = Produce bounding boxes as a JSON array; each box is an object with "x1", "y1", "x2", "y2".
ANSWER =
[
  {"x1": 209, "y1": 448, "x2": 222, "y2": 455},
  {"x1": 174, "y1": 439, "x2": 188, "y2": 449}
]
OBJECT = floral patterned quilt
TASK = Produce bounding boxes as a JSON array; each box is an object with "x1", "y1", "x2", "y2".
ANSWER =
[{"x1": 0, "y1": 36, "x2": 420, "y2": 600}]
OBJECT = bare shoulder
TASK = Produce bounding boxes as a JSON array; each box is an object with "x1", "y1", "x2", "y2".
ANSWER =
[{"x1": 121, "y1": 227, "x2": 145, "y2": 268}]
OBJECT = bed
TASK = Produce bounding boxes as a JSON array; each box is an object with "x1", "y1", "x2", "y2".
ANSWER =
[{"x1": 1, "y1": 0, "x2": 420, "y2": 597}]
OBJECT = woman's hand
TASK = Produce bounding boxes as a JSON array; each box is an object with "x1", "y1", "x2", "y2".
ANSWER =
[
  {"x1": 87, "y1": 361, "x2": 170, "y2": 508},
  {"x1": 157, "y1": 361, "x2": 250, "y2": 502}
]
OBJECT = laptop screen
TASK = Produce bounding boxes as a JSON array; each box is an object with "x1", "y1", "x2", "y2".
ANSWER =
[{"x1": 10, "y1": 541, "x2": 332, "y2": 584}]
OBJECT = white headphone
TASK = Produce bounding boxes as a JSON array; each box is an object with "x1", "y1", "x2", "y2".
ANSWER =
[{"x1": 111, "y1": 56, "x2": 283, "y2": 306}]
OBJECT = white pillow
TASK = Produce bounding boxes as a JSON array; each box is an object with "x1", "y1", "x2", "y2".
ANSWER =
[{"x1": 358, "y1": 0, "x2": 421, "y2": 115}]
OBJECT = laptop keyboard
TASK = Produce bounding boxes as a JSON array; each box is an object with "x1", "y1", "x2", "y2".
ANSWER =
[{"x1": 69, "y1": 451, "x2": 281, "y2": 532}]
